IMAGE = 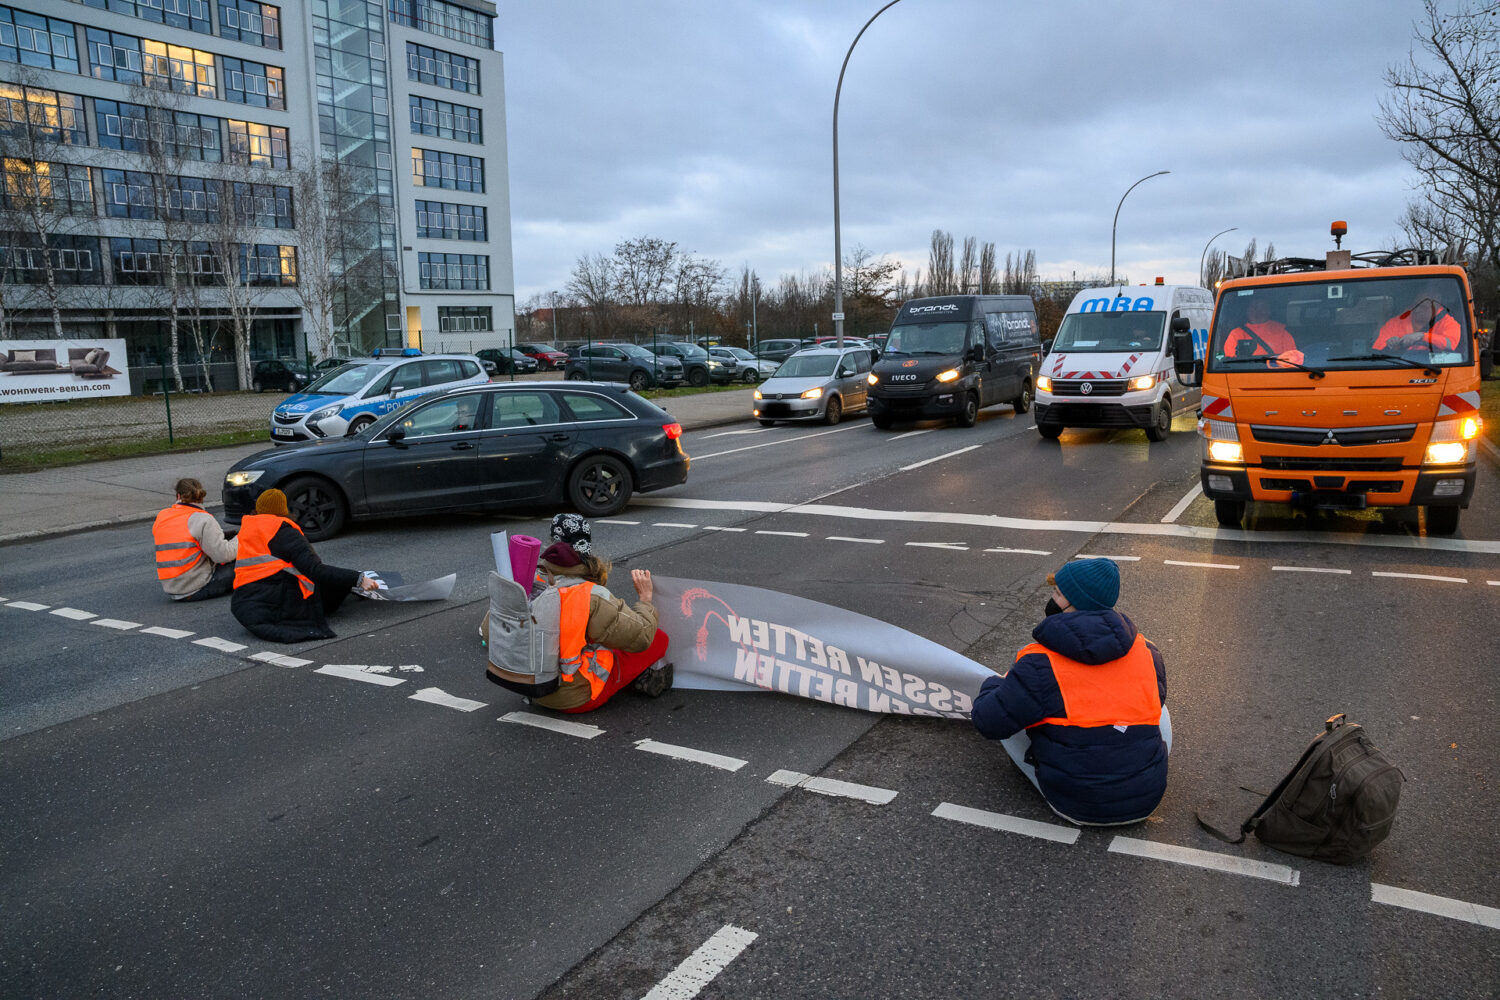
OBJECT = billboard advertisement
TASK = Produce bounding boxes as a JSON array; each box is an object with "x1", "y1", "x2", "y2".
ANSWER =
[{"x1": 0, "y1": 338, "x2": 129, "y2": 404}]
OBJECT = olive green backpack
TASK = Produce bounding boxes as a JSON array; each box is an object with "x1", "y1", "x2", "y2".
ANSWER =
[{"x1": 1198, "y1": 714, "x2": 1404, "y2": 865}]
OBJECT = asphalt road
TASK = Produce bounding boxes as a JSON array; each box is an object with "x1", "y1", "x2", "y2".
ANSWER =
[{"x1": 2, "y1": 402, "x2": 1498, "y2": 998}]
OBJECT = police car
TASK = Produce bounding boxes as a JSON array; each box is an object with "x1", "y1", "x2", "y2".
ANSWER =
[{"x1": 268, "y1": 349, "x2": 489, "y2": 443}]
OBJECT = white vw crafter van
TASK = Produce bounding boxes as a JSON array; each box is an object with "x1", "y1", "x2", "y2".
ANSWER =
[{"x1": 1034, "y1": 281, "x2": 1212, "y2": 441}]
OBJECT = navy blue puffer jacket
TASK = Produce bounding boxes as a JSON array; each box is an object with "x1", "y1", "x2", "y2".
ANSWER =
[{"x1": 971, "y1": 610, "x2": 1167, "y2": 825}]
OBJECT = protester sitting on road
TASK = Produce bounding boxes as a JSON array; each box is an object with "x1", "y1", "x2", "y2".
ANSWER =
[
  {"x1": 1372, "y1": 280, "x2": 1463, "y2": 353},
  {"x1": 970, "y1": 558, "x2": 1170, "y2": 826},
  {"x1": 483, "y1": 512, "x2": 672, "y2": 710},
  {"x1": 230, "y1": 489, "x2": 377, "y2": 643},
  {"x1": 1223, "y1": 299, "x2": 1303, "y2": 368},
  {"x1": 152, "y1": 478, "x2": 238, "y2": 602}
]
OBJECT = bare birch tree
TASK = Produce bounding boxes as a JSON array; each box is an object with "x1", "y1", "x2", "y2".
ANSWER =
[{"x1": 926, "y1": 229, "x2": 956, "y2": 295}]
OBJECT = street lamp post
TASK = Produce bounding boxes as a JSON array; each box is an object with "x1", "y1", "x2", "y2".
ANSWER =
[
  {"x1": 1109, "y1": 170, "x2": 1169, "y2": 287},
  {"x1": 833, "y1": 0, "x2": 904, "y2": 348},
  {"x1": 1199, "y1": 227, "x2": 1238, "y2": 288}
]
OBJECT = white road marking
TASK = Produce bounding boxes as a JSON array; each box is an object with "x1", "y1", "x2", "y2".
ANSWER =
[
  {"x1": 49, "y1": 607, "x2": 97, "y2": 620},
  {"x1": 250, "y1": 651, "x2": 311, "y2": 668},
  {"x1": 889, "y1": 428, "x2": 936, "y2": 440},
  {"x1": 755, "y1": 530, "x2": 809, "y2": 537},
  {"x1": 766, "y1": 769, "x2": 898, "y2": 805},
  {"x1": 632, "y1": 497, "x2": 1500, "y2": 555},
  {"x1": 985, "y1": 546, "x2": 1053, "y2": 556},
  {"x1": 91, "y1": 618, "x2": 142, "y2": 630},
  {"x1": 642, "y1": 924, "x2": 758, "y2": 1000},
  {"x1": 1164, "y1": 559, "x2": 1240, "y2": 570},
  {"x1": 827, "y1": 535, "x2": 885, "y2": 544},
  {"x1": 1370, "y1": 883, "x2": 1500, "y2": 930},
  {"x1": 315, "y1": 664, "x2": 406, "y2": 687},
  {"x1": 1272, "y1": 566, "x2": 1352, "y2": 575},
  {"x1": 1161, "y1": 483, "x2": 1204, "y2": 523},
  {"x1": 409, "y1": 687, "x2": 486, "y2": 712},
  {"x1": 1371, "y1": 571, "x2": 1468, "y2": 584},
  {"x1": 139, "y1": 626, "x2": 195, "y2": 638},
  {"x1": 654, "y1": 522, "x2": 698, "y2": 529},
  {"x1": 906, "y1": 541, "x2": 969, "y2": 551},
  {"x1": 693, "y1": 422, "x2": 864, "y2": 460},
  {"x1": 6, "y1": 601, "x2": 50, "y2": 611},
  {"x1": 931, "y1": 802, "x2": 1081, "y2": 844},
  {"x1": 702, "y1": 526, "x2": 746, "y2": 532},
  {"x1": 1490, "y1": 580, "x2": 1500, "y2": 586},
  {"x1": 1108, "y1": 836, "x2": 1300, "y2": 886},
  {"x1": 499, "y1": 711, "x2": 604, "y2": 739},
  {"x1": 635, "y1": 739, "x2": 748, "y2": 772},
  {"x1": 700, "y1": 427, "x2": 771, "y2": 439},
  {"x1": 192, "y1": 636, "x2": 246, "y2": 651},
  {"x1": 900, "y1": 444, "x2": 982, "y2": 472},
  {"x1": 1076, "y1": 554, "x2": 1142, "y2": 561},
  {"x1": 601, "y1": 518, "x2": 640, "y2": 525}
]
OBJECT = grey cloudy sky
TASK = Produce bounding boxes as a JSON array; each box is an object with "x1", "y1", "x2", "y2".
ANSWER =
[{"x1": 499, "y1": 1, "x2": 1429, "y2": 303}]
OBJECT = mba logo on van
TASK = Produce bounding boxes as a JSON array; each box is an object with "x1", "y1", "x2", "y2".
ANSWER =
[{"x1": 1080, "y1": 297, "x2": 1157, "y2": 313}]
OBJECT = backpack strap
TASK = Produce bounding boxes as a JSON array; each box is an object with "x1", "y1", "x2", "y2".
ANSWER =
[{"x1": 1195, "y1": 810, "x2": 1248, "y2": 845}]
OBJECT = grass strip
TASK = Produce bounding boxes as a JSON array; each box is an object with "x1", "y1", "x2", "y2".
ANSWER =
[{"x1": 1, "y1": 428, "x2": 267, "y2": 473}]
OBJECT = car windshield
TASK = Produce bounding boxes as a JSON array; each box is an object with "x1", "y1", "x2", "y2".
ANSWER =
[
  {"x1": 883, "y1": 322, "x2": 966, "y2": 356},
  {"x1": 1207, "y1": 274, "x2": 1471, "y2": 372},
  {"x1": 618, "y1": 344, "x2": 654, "y2": 359},
  {"x1": 301, "y1": 363, "x2": 380, "y2": 395},
  {"x1": 718, "y1": 347, "x2": 754, "y2": 360},
  {"x1": 773, "y1": 354, "x2": 838, "y2": 378},
  {"x1": 673, "y1": 343, "x2": 708, "y2": 359},
  {"x1": 1052, "y1": 311, "x2": 1166, "y2": 353}
]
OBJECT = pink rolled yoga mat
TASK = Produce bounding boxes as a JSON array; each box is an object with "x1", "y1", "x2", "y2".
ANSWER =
[{"x1": 508, "y1": 535, "x2": 541, "y2": 589}]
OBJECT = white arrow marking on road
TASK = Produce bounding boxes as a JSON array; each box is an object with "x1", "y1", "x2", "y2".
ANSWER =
[
  {"x1": 409, "y1": 687, "x2": 486, "y2": 712},
  {"x1": 49, "y1": 607, "x2": 97, "y2": 620},
  {"x1": 643, "y1": 924, "x2": 758, "y2": 1000},
  {"x1": 635, "y1": 739, "x2": 748, "y2": 772},
  {"x1": 900, "y1": 444, "x2": 982, "y2": 472},
  {"x1": 766, "y1": 769, "x2": 897, "y2": 805},
  {"x1": 315, "y1": 664, "x2": 406, "y2": 686},
  {"x1": 499, "y1": 711, "x2": 603, "y2": 739},
  {"x1": 192, "y1": 636, "x2": 246, "y2": 651},
  {"x1": 1371, "y1": 883, "x2": 1500, "y2": 930},
  {"x1": 931, "y1": 802, "x2": 1081, "y2": 845},
  {"x1": 6, "y1": 601, "x2": 50, "y2": 611},
  {"x1": 139, "y1": 626, "x2": 195, "y2": 638},
  {"x1": 91, "y1": 618, "x2": 141, "y2": 630},
  {"x1": 250, "y1": 651, "x2": 311, "y2": 668},
  {"x1": 1108, "y1": 836, "x2": 1300, "y2": 886}
]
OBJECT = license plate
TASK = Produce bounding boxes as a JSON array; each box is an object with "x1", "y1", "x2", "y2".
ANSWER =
[{"x1": 273, "y1": 427, "x2": 295, "y2": 437}]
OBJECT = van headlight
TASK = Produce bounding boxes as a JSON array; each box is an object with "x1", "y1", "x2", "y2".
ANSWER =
[
  {"x1": 225, "y1": 470, "x2": 263, "y2": 486},
  {"x1": 801, "y1": 387, "x2": 823, "y2": 399},
  {"x1": 1207, "y1": 440, "x2": 1244, "y2": 463},
  {"x1": 1036, "y1": 376, "x2": 1051, "y2": 391},
  {"x1": 935, "y1": 368, "x2": 960, "y2": 383},
  {"x1": 867, "y1": 373, "x2": 878, "y2": 385},
  {"x1": 1128, "y1": 374, "x2": 1157, "y2": 391}
]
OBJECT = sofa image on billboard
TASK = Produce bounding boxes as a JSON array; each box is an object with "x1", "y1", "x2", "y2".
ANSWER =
[{"x1": 0, "y1": 347, "x2": 115, "y2": 377}]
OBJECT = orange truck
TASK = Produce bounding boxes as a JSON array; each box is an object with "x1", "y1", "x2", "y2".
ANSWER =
[{"x1": 1172, "y1": 226, "x2": 1483, "y2": 535}]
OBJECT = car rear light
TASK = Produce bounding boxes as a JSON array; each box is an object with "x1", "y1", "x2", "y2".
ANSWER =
[{"x1": 662, "y1": 422, "x2": 683, "y2": 439}]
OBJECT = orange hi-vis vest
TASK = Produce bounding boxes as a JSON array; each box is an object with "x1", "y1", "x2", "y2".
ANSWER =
[
  {"x1": 557, "y1": 581, "x2": 614, "y2": 700},
  {"x1": 1020, "y1": 633, "x2": 1161, "y2": 730},
  {"x1": 153, "y1": 503, "x2": 206, "y2": 581},
  {"x1": 233, "y1": 514, "x2": 314, "y2": 599}
]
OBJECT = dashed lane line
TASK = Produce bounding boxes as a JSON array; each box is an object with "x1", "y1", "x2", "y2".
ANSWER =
[
  {"x1": 906, "y1": 541, "x2": 968, "y2": 551},
  {"x1": 827, "y1": 535, "x2": 885, "y2": 544},
  {"x1": 6, "y1": 601, "x2": 50, "y2": 611},
  {"x1": 642, "y1": 924, "x2": 758, "y2": 1000},
  {"x1": 1164, "y1": 559, "x2": 1240, "y2": 571},
  {"x1": 193, "y1": 636, "x2": 247, "y2": 652},
  {"x1": 654, "y1": 522, "x2": 699, "y2": 529},
  {"x1": 899, "y1": 444, "x2": 983, "y2": 472},
  {"x1": 635, "y1": 739, "x2": 748, "y2": 772},
  {"x1": 139, "y1": 626, "x2": 194, "y2": 638},
  {"x1": 49, "y1": 607, "x2": 97, "y2": 620},
  {"x1": 931, "y1": 802, "x2": 1081, "y2": 845},
  {"x1": 889, "y1": 428, "x2": 937, "y2": 440},
  {"x1": 1371, "y1": 883, "x2": 1500, "y2": 930},
  {"x1": 409, "y1": 687, "x2": 486, "y2": 712},
  {"x1": 692, "y1": 422, "x2": 865, "y2": 461},
  {"x1": 1371, "y1": 571, "x2": 1468, "y2": 584},
  {"x1": 1108, "y1": 836, "x2": 1301, "y2": 886},
  {"x1": 1272, "y1": 566, "x2": 1352, "y2": 575},
  {"x1": 315, "y1": 664, "x2": 406, "y2": 687},
  {"x1": 755, "y1": 530, "x2": 809, "y2": 537},
  {"x1": 1161, "y1": 483, "x2": 1203, "y2": 524},
  {"x1": 1077, "y1": 554, "x2": 1142, "y2": 561},
  {"x1": 702, "y1": 526, "x2": 745, "y2": 532},
  {"x1": 90, "y1": 618, "x2": 141, "y2": 630},
  {"x1": 766, "y1": 769, "x2": 898, "y2": 805},
  {"x1": 986, "y1": 546, "x2": 1053, "y2": 556},
  {"x1": 250, "y1": 651, "x2": 312, "y2": 668},
  {"x1": 499, "y1": 711, "x2": 603, "y2": 740}
]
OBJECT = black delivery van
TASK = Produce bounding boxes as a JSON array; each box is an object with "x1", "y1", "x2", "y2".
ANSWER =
[{"x1": 867, "y1": 294, "x2": 1041, "y2": 428}]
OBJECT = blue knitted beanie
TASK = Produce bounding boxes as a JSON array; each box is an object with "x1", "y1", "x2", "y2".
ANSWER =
[{"x1": 1054, "y1": 558, "x2": 1120, "y2": 611}]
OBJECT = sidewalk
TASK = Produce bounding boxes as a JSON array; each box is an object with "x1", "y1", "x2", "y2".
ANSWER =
[{"x1": 0, "y1": 387, "x2": 757, "y2": 546}]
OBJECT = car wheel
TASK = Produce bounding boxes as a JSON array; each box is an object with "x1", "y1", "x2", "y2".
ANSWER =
[
  {"x1": 871, "y1": 413, "x2": 893, "y2": 430},
  {"x1": 823, "y1": 396, "x2": 843, "y2": 425},
  {"x1": 252, "y1": 378, "x2": 264, "y2": 393},
  {"x1": 957, "y1": 391, "x2": 979, "y2": 427},
  {"x1": 1214, "y1": 499, "x2": 1245, "y2": 528},
  {"x1": 688, "y1": 367, "x2": 709, "y2": 388},
  {"x1": 283, "y1": 475, "x2": 348, "y2": 541},
  {"x1": 1145, "y1": 402, "x2": 1172, "y2": 442},
  {"x1": 346, "y1": 415, "x2": 376, "y2": 436},
  {"x1": 1037, "y1": 420, "x2": 1063, "y2": 440},
  {"x1": 568, "y1": 454, "x2": 633, "y2": 517},
  {"x1": 565, "y1": 370, "x2": 585, "y2": 381},
  {"x1": 742, "y1": 368, "x2": 758, "y2": 383},
  {"x1": 1425, "y1": 505, "x2": 1460, "y2": 536},
  {"x1": 758, "y1": 419, "x2": 776, "y2": 427},
  {"x1": 1011, "y1": 381, "x2": 1033, "y2": 414},
  {"x1": 628, "y1": 370, "x2": 650, "y2": 392}
]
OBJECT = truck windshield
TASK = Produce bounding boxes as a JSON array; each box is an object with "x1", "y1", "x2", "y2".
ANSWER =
[
  {"x1": 883, "y1": 322, "x2": 966, "y2": 356},
  {"x1": 1208, "y1": 274, "x2": 1471, "y2": 372},
  {"x1": 1052, "y1": 311, "x2": 1165, "y2": 353}
]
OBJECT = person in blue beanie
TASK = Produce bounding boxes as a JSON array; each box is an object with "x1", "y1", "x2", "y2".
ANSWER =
[{"x1": 970, "y1": 558, "x2": 1170, "y2": 825}]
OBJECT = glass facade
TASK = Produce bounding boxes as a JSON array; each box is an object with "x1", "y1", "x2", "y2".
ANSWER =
[
  {"x1": 1, "y1": 161, "x2": 93, "y2": 215},
  {"x1": 406, "y1": 40, "x2": 478, "y2": 93},
  {"x1": 418, "y1": 251, "x2": 487, "y2": 290},
  {"x1": 76, "y1": 0, "x2": 212, "y2": 36},
  {"x1": 409, "y1": 94, "x2": 481, "y2": 143},
  {"x1": 218, "y1": 0, "x2": 281, "y2": 48},
  {"x1": 387, "y1": 0, "x2": 492, "y2": 48},
  {"x1": 414, "y1": 199, "x2": 485, "y2": 241},
  {"x1": 411, "y1": 147, "x2": 483, "y2": 192},
  {"x1": 438, "y1": 304, "x2": 490, "y2": 332},
  {"x1": 0, "y1": 84, "x2": 87, "y2": 145},
  {"x1": 0, "y1": 7, "x2": 81, "y2": 72}
]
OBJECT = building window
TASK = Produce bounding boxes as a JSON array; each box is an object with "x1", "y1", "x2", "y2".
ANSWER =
[
  {"x1": 164, "y1": 110, "x2": 224, "y2": 161},
  {"x1": 222, "y1": 56, "x2": 284, "y2": 110},
  {"x1": 86, "y1": 28, "x2": 145, "y2": 84},
  {"x1": 409, "y1": 95, "x2": 481, "y2": 144},
  {"x1": 102, "y1": 169, "x2": 157, "y2": 220},
  {"x1": 0, "y1": 7, "x2": 81, "y2": 73},
  {"x1": 1, "y1": 162, "x2": 93, "y2": 216},
  {"x1": 418, "y1": 251, "x2": 488, "y2": 290},
  {"x1": 406, "y1": 41, "x2": 479, "y2": 94},
  {"x1": 387, "y1": 0, "x2": 492, "y2": 49},
  {"x1": 227, "y1": 119, "x2": 289, "y2": 168},
  {"x1": 2, "y1": 234, "x2": 101, "y2": 284},
  {"x1": 218, "y1": 0, "x2": 279, "y2": 49},
  {"x1": 242, "y1": 242, "x2": 295, "y2": 285},
  {"x1": 411, "y1": 148, "x2": 484, "y2": 192},
  {"x1": 142, "y1": 40, "x2": 217, "y2": 97},
  {"x1": 0, "y1": 84, "x2": 87, "y2": 145},
  {"x1": 110, "y1": 236, "x2": 162, "y2": 284},
  {"x1": 77, "y1": 0, "x2": 211, "y2": 36},
  {"x1": 162, "y1": 175, "x2": 220, "y2": 223},
  {"x1": 231, "y1": 181, "x2": 293, "y2": 228},
  {"x1": 414, "y1": 199, "x2": 486, "y2": 241},
  {"x1": 438, "y1": 305, "x2": 491, "y2": 332}
]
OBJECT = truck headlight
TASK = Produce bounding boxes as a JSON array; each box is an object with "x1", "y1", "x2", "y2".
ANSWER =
[
  {"x1": 1036, "y1": 376, "x2": 1051, "y2": 391},
  {"x1": 225, "y1": 470, "x2": 264, "y2": 487},
  {"x1": 1128, "y1": 374, "x2": 1157, "y2": 391},
  {"x1": 935, "y1": 368, "x2": 960, "y2": 383},
  {"x1": 866, "y1": 373, "x2": 878, "y2": 385},
  {"x1": 1208, "y1": 440, "x2": 1244, "y2": 463},
  {"x1": 801, "y1": 387, "x2": 824, "y2": 399},
  {"x1": 1424, "y1": 441, "x2": 1469, "y2": 464}
]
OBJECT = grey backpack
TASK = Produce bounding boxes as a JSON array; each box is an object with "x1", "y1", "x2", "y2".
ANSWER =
[
  {"x1": 483, "y1": 572, "x2": 561, "y2": 697},
  {"x1": 1198, "y1": 714, "x2": 1404, "y2": 865}
]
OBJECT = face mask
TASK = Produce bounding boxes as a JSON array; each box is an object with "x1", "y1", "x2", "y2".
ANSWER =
[{"x1": 1044, "y1": 597, "x2": 1065, "y2": 617}]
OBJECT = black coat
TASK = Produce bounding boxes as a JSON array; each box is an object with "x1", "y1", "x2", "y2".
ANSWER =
[{"x1": 231, "y1": 520, "x2": 362, "y2": 643}]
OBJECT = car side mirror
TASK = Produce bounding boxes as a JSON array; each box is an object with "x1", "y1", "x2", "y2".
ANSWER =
[
  {"x1": 386, "y1": 426, "x2": 407, "y2": 447},
  {"x1": 967, "y1": 344, "x2": 986, "y2": 362},
  {"x1": 839, "y1": 367, "x2": 854, "y2": 378},
  {"x1": 1170, "y1": 316, "x2": 1191, "y2": 335}
]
